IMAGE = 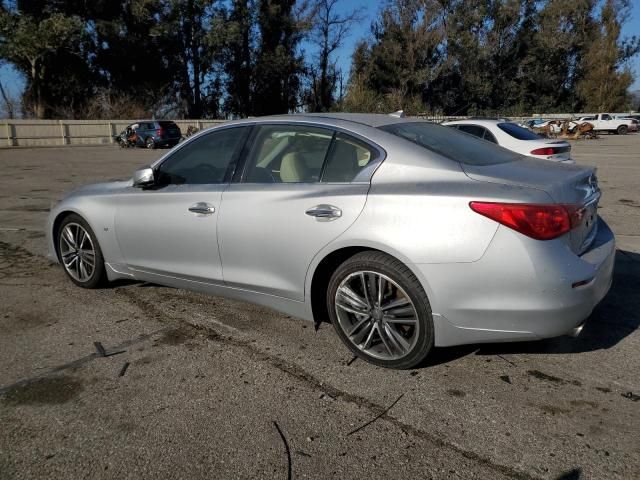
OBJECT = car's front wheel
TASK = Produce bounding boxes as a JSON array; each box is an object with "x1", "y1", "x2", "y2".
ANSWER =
[
  {"x1": 327, "y1": 251, "x2": 434, "y2": 369},
  {"x1": 57, "y1": 214, "x2": 107, "y2": 288}
]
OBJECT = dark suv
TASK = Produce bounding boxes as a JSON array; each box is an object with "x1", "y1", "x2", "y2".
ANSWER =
[{"x1": 123, "y1": 121, "x2": 182, "y2": 149}]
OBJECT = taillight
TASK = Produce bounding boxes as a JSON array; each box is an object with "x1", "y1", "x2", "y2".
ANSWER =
[
  {"x1": 530, "y1": 147, "x2": 556, "y2": 155},
  {"x1": 530, "y1": 145, "x2": 570, "y2": 155},
  {"x1": 469, "y1": 202, "x2": 583, "y2": 240},
  {"x1": 156, "y1": 128, "x2": 165, "y2": 137}
]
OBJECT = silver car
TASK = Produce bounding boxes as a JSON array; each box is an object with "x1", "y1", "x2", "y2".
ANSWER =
[{"x1": 46, "y1": 114, "x2": 615, "y2": 369}]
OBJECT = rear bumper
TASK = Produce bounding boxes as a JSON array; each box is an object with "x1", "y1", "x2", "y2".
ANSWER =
[
  {"x1": 417, "y1": 218, "x2": 615, "y2": 347},
  {"x1": 156, "y1": 137, "x2": 180, "y2": 146}
]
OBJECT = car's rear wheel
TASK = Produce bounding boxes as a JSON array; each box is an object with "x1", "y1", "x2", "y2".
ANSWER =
[
  {"x1": 327, "y1": 251, "x2": 434, "y2": 369},
  {"x1": 57, "y1": 214, "x2": 107, "y2": 288},
  {"x1": 146, "y1": 137, "x2": 156, "y2": 149},
  {"x1": 617, "y1": 125, "x2": 628, "y2": 135}
]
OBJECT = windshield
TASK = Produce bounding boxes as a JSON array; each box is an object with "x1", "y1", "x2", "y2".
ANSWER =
[
  {"x1": 497, "y1": 122, "x2": 542, "y2": 140},
  {"x1": 379, "y1": 122, "x2": 522, "y2": 166}
]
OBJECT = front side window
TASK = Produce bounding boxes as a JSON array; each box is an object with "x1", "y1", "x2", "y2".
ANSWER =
[
  {"x1": 244, "y1": 125, "x2": 333, "y2": 183},
  {"x1": 155, "y1": 127, "x2": 248, "y2": 185},
  {"x1": 322, "y1": 133, "x2": 378, "y2": 182}
]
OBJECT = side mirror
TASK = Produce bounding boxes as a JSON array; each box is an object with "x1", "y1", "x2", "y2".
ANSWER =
[{"x1": 133, "y1": 167, "x2": 155, "y2": 188}]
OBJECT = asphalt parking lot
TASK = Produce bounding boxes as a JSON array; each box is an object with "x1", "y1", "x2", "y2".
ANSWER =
[{"x1": 1, "y1": 135, "x2": 639, "y2": 480}]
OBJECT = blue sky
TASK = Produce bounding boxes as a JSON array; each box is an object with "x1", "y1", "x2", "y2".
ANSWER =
[{"x1": 1, "y1": 0, "x2": 639, "y2": 101}]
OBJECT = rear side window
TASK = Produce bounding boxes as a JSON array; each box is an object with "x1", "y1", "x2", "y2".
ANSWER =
[
  {"x1": 321, "y1": 133, "x2": 378, "y2": 183},
  {"x1": 497, "y1": 123, "x2": 542, "y2": 140},
  {"x1": 380, "y1": 122, "x2": 521, "y2": 166},
  {"x1": 244, "y1": 125, "x2": 333, "y2": 183}
]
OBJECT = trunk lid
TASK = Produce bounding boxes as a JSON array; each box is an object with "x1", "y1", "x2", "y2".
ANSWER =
[{"x1": 462, "y1": 157, "x2": 600, "y2": 254}]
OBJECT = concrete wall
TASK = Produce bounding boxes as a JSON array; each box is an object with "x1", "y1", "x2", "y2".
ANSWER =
[
  {"x1": 1, "y1": 119, "x2": 226, "y2": 148},
  {"x1": 3, "y1": 113, "x2": 636, "y2": 147}
]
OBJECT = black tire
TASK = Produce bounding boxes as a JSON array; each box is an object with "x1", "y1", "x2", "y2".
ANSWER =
[
  {"x1": 617, "y1": 125, "x2": 628, "y2": 135},
  {"x1": 327, "y1": 251, "x2": 434, "y2": 369},
  {"x1": 146, "y1": 137, "x2": 156, "y2": 149},
  {"x1": 56, "y1": 214, "x2": 107, "y2": 289}
]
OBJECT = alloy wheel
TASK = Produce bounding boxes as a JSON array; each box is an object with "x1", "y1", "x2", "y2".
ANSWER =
[
  {"x1": 334, "y1": 271, "x2": 419, "y2": 361},
  {"x1": 59, "y1": 222, "x2": 96, "y2": 282}
]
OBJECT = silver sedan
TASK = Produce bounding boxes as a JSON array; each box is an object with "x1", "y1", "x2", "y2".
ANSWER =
[{"x1": 46, "y1": 114, "x2": 615, "y2": 369}]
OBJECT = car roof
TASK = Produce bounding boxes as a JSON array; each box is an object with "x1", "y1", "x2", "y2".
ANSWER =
[
  {"x1": 255, "y1": 113, "x2": 426, "y2": 128},
  {"x1": 442, "y1": 119, "x2": 507, "y2": 127}
]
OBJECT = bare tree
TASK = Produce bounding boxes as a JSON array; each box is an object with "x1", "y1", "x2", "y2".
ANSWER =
[{"x1": 308, "y1": 0, "x2": 363, "y2": 112}]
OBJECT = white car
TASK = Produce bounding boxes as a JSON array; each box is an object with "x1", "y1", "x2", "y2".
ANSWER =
[{"x1": 443, "y1": 119, "x2": 573, "y2": 163}]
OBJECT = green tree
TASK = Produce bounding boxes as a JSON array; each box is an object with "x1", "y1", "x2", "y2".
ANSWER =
[
  {"x1": 0, "y1": 5, "x2": 86, "y2": 118},
  {"x1": 218, "y1": 0, "x2": 255, "y2": 117},
  {"x1": 305, "y1": 0, "x2": 362, "y2": 112},
  {"x1": 253, "y1": 0, "x2": 306, "y2": 115},
  {"x1": 576, "y1": 0, "x2": 640, "y2": 111}
]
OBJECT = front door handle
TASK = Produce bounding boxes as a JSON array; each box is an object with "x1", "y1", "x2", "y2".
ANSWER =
[
  {"x1": 188, "y1": 202, "x2": 216, "y2": 215},
  {"x1": 305, "y1": 204, "x2": 342, "y2": 219}
]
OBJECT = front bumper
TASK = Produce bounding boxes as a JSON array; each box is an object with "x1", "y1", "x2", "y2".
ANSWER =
[{"x1": 417, "y1": 218, "x2": 615, "y2": 347}]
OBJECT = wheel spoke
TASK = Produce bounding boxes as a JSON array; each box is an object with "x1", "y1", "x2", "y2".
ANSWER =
[
  {"x1": 360, "y1": 273, "x2": 371, "y2": 308},
  {"x1": 79, "y1": 260, "x2": 88, "y2": 280},
  {"x1": 351, "y1": 319, "x2": 374, "y2": 345},
  {"x1": 63, "y1": 226, "x2": 76, "y2": 248},
  {"x1": 384, "y1": 305, "x2": 414, "y2": 317},
  {"x1": 336, "y1": 301, "x2": 369, "y2": 317},
  {"x1": 337, "y1": 285, "x2": 369, "y2": 310},
  {"x1": 383, "y1": 315, "x2": 417, "y2": 325},
  {"x1": 348, "y1": 315, "x2": 371, "y2": 337},
  {"x1": 77, "y1": 228, "x2": 86, "y2": 249},
  {"x1": 377, "y1": 275, "x2": 384, "y2": 306},
  {"x1": 386, "y1": 324, "x2": 410, "y2": 352},
  {"x1": 361, "y1": 323, "x2": 377, "y2": 350},
  {"x1": 377, "y1": 325, "x2": 394, "y2": 356},
  {"x1": 63, "y1": 255, "x2": 77, "y2": 269},
  {"x1": 381, "y1": 296, "x2": 410, "y2": 312}
]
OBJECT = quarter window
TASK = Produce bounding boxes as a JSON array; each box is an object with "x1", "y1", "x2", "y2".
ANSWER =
[
  {"x1": 482, "y1": 129, "x2": 498, "y2": 144},
  {"x1": 155, "y1": 127, "x2": 247, "y2": 185},
  {"x1": 322, "y1": 133, "x2": 378, "y2": 182},
  {"x1": 244, "y1": 125, "x2": 333, "y2": 183},
  {"x1": 456, "y1": 124, "x2": 485, "y2": 138}
]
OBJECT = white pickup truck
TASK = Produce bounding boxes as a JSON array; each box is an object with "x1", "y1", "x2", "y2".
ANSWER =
[{"x1": 576, "y1": 113, "x2": 633, "y2": 134}]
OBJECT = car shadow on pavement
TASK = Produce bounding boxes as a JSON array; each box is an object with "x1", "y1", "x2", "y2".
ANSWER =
[{"x1": 425, "y1": 250, "x2": 640, "y2": 366}]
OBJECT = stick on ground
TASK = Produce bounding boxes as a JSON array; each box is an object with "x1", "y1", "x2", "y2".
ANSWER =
[
  {"x1": 273, "y1": 421, "x2": 292, "y2": 480},
  {"x1": 347, "y1": 393, "x2": 405, "y2": 436}
]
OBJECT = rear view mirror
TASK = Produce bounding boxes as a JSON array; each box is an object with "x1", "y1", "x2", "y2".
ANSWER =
[{"x1": 133, "y1": 167, "x2": 154, "y2": 188}]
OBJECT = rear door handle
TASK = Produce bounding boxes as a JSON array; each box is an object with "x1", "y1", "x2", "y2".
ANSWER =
[
  {"x1": 188, "y1": 202, "x2": 216, "y2": 215},
  {"x1": 305, "y1": 204, "x2": 342, "y2": 219}
]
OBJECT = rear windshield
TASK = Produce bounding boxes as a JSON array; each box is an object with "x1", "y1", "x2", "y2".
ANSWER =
[
  {"x1": 379, "y1": 122, "x2": 521, "y2": 166},
  {"x1": 497, "y1": 122, "x2": 542, "y2": 140},
  {"x1": 159, "y1": 121, "x2": 179, "y2": 128}
]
